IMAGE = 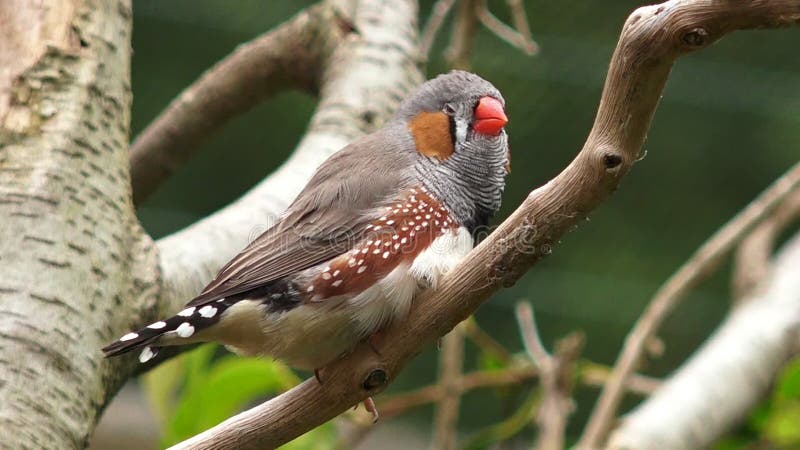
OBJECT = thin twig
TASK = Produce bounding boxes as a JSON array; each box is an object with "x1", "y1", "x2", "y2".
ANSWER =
[
  {"x1": 430, "y1": 325, "x2": 465, "y2": 450},
  {"x1": 732, "y1": 189, "x2": 800, "y2": 302},
  {"x1": 515, "y1": 302, "x2": 550, "y2": 366},
  {"x1": 444, "y1": 0, "x2": 478, "y2": 69},
  {"x1": 506, "y1": 0, "x2": 535, "y2": 46},
  {"x1": 463, "y1": 316, "x2": 514, "y2": 365},
  {"x1": 475, "y1": 0, "x2": 538, "y2": 55},
  {"x1": 420, "y1": 0, "x2": 457, "y2": 59},
  {"x1": 579, "y1": 159, "x2": 800, "y2": 449},
  {"x1": 517, "y1": 301, "x2": 581, "y2": 450}
]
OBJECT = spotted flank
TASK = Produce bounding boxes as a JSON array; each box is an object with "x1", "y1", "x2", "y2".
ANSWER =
[
  {"x1": 308, "y1": 186, "x2": 456, "y2": 299},
  {"x1": 101, "y1": 299, "x2": 235, "y2": 361}
]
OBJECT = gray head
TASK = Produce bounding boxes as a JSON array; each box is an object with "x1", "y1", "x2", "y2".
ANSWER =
[{"x1": 392, "y1": 71, "x2": 511, "y2": 232}]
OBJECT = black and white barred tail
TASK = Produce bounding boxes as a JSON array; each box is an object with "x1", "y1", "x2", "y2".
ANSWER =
[{"x1": 102, "y1": 301, "x2": 233, "y2": 363}]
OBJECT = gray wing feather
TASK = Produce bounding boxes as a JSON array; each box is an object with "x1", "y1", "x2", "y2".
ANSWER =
[{"x1": 187, "y1": 128, "x2": 414, "y2": 306}]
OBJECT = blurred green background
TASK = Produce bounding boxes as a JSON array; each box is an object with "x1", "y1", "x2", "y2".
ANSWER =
[{"x1": 98, "y1": 0, "x2": 800, "y2": 448}]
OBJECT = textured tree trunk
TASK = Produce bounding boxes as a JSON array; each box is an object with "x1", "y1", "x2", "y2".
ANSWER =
[{"x1": 0, "y1": 1, "x2": 159, "y2": 447}]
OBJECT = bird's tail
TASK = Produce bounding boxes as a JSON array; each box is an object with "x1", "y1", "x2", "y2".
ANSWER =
[{"x1": 102, "y1": 302, "x2": 227, "y2": 363}]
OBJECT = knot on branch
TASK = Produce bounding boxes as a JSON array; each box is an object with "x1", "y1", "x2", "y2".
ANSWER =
[
  {"x1": 680, "y1": 27, "x2": 709, "y2": 48},
  {"x1": 362, "y1": 368, "x2": 388, "y2": 392},
  {"x1": 603, "y1": 153, "x2": 623, "y2": 171}
]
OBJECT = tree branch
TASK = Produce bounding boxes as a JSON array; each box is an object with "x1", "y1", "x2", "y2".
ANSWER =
[
  {"x1": 420, "y1": 0, "x2": 457, "y2": 59},
  {"x1": 607, "y1": 230, "x2": 800, "y2": 450},
  {"x1": 430, "y1": 326, "x2": 465, "y2": 450},
  {"x1": 580, "y1": 157, "x2": 800, "y2": 449},
  {"x1": 517, "y1": 303, "x2": 582, "y2": 450},
  {"x1": 166, "y1": 1, "x2": 799, "y2": 448},
  {"x1": 129, "y1": 2, "x2": 343, "y2": 205},
  {"x1": 732, "y1": 189, "x2": 800, "y2": 301}
]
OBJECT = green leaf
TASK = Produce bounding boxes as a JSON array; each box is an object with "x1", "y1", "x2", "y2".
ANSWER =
[
  {"x1": 776, "y1": 357, "x2": 800, "y2": 401},
  {"x1": 142, "y1": 353, "x2": 186, "y2": 424},
  {"x1": 463, "y1": 388, "x2": 540, "y2": 449},
  {"x1": 161, "y1": 352, "x2": 300, "y2": 447},
  {"x1": 763, "y1": 401, "x2": 800, "y2": 446}
]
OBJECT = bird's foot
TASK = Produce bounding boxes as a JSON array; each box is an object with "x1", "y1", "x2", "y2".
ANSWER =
[{"x1": 363, "y1": 396, "x2": 379, "y2": 423}]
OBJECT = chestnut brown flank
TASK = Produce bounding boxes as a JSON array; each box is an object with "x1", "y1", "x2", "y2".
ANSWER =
[{"x1": 310, "y1": 188, "x2": 456, "y2": 299}]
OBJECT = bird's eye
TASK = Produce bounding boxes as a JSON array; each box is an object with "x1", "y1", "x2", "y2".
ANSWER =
[{"x1": 442, "y1": 103, "x2": 456, "y2": 115}]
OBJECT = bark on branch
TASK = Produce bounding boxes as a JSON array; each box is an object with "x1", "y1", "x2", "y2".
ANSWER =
[{"x1": 169, "y1": 1, "x2": 800, "y2": 448}]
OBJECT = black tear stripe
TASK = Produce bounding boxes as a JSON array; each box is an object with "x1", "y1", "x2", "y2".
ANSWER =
[{"x1": 102, "y1": 278, "x2": 305, "y2": 362}]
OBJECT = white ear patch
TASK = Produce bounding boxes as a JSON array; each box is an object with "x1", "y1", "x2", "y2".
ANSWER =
[
  {"x1": 410, "y1": 226, "x2": 473, "y2": 287},
  {"x1": 455, "y1": 118, "x2": 468, "y2": 144}
]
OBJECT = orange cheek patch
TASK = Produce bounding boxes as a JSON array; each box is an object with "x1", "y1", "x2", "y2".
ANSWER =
[{"x1": 409, "y1": 111, "x2": 454, "y2": 160}]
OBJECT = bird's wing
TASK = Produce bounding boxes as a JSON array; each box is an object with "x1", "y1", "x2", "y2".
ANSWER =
[{"x1": 186, "y1": 130, "x2": 413, "y2": 306}]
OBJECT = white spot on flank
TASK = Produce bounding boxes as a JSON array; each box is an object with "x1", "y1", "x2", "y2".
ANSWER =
[
  {"x1": 199, "y1": 305, "x2": 217, "y2": 318},
  {"x1": 425, "y1": 214, "x2": 431, "y2": 219},
  {"x1": 307, "y1": 285, "x2": 315, "y2": 292},
  {"x1": 394, "y1": 244, "x2": 400, "y2": 250},
  {"x1": 393, "y1": 209, "x2": 399, "y2": 213},
  {"x1": 322, "y1": 272, "x2": 332, "y2": 280},
  {"x1": 147, "y1": 321, "x2": 166, "y2": 329},
  {"x1": 120, "y1": 332, "x2": 138, "y2": 341},
  {"x1": 178, "y1": 307, "x2": 195, "y2": 317},
  {"x1": 361, "y1": 248, "x2": 368, "y2": 254},
  {"x1": 409, "y1": 221, "x2": 415, "y2": 226},
  {"x1": 401, "y1": 237, "x2": 408, "y2": 244},
  {"x1": 386, "y1": 220, "x2": 395, "y2": 225},
  {"x1": 348, "y1": 258, "x2": 357, "y2": 267},
  {"x1": 374, "y1": 226, "x2": 382, "y2": 231},
  {"x1": 357, "y1": 266, "x2": 367, "y2": 274},
  {"x1": 415, "y1": 216, "x2": 421, "y2": 220},
  {"x1": 384, "y1": 241, "x2": 391, "y2": 247},
  {"x1": 382, "y1": 251, "x2": 390, "y2": 259},
  {"x1": 358, "y1": 259, "x2": 364, "y2": 265},
  {"x1": 403, "y1": 208, "x2": 409, "y2": 213},
  {"x1": 422, "y1": 221, "x2": 429, "y2": 227},
  {"x1": 176, "y1": 322, "x2": 195, "y2": 338},
  {"x1": 333, "y1": 270, "x2": 340, "y2": 276},
  {"x1": 367, "y1": 240, "x2": 373, "y2": 245},
  {"x1": 415, "y1": 226, "x2": 421, "y2": 231},
  {"x1": 139, "y1": 347, "x2": 156, "y2": 363},
  {"x1": 332, "y1": 280, "x2": 343, "y2": 287},
  {"x1": 402, "y1": 227, "x2": 409, "y2": 231},
  {"x1": 406, "y1": 203, "x2": 412, "y2": 208},
  {"x1": 373, "y1": 249, "x2": 381, "y2": 254},
  {"x1": 380, "y1": 216, "x2": 387, "y2": 221}
]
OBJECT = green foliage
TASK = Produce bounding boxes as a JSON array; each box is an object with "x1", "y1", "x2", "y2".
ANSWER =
[
  {"x1": 762, "y1": 358, "x2": 800, "y2": 447},
  {"x1": 142, "y1": 344, "x2": 337, "y2": 449},
  {"x1": 715, "y1": 357, "x2": 800, "y2": 449}
]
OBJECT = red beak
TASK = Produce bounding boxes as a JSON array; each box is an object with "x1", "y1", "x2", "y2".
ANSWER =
[{"x1": 473, "y1": 96, "x2": 508, "y2": 136}]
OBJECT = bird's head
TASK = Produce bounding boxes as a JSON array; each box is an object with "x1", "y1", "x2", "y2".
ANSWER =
[
  {"x1": 394, "y1": 70, "x2": 508, "y2": 158},
  {"x1": 393, "y1": 70, "x2": 510, "y2": 230}
]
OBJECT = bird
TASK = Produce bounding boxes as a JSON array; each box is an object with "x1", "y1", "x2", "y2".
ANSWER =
[{"x1": 103, "y1": 70, "x2": 510, "y2": 418}]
